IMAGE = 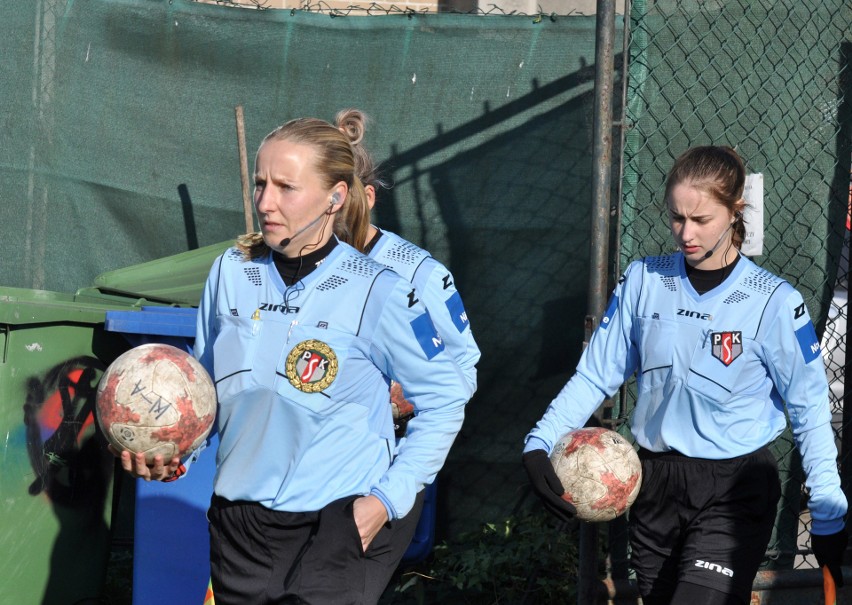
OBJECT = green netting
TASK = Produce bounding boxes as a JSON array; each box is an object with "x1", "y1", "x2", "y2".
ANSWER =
[
  {"x1": 0, "y1": 0, "x2": 611, "y2": 556},
  {"x1": 2, "y1": 2, "x2": 599, "y2": 293}
]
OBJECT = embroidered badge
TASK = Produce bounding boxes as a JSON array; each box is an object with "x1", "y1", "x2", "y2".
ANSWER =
[
  {"x1": 445, "y1": 291, "x2": 469, "y2": 333},
  {"x1": 600, "y1": 294, "x2": 619, "y2": 330},
  {"x1": 285, "y1": 340, "x2": 338, "y2": 392},
  {"x1": 711, "y1": 331, "x2": 742, "y2": 366},
  {"x1": 410, "y1": 312, "x2": 444, "y2": 360},
  {"x1": 795, "y1": 322, "x2": 820, "y2": 363}
]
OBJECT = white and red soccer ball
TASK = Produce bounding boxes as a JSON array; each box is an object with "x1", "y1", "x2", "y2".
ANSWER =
[
  {"x1": 550, "y1": 427, "x2": 642, "y2": 522},
  {"x1": 96, "y1": 343, "x2": 216, "y2": 464}
]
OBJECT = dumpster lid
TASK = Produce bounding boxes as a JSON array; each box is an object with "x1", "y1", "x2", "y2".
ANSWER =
[
  {"x1": 0, "y1": 286, "x2": 129, "y2": 325},
  {"x1": 91, "y1": 241, "x2": 231, "y2": 305}
]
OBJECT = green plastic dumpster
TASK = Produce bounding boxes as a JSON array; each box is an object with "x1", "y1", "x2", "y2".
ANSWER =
[
  {"x1": 0, "y1": 242, "x2": 229, "y2": 605},
  {"x1": 0, "y1": 287, "x2": 151, "y2": 605}
]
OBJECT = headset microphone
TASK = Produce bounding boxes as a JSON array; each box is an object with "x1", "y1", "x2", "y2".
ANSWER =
[
  {"x1": 278, "y1": 195, "x2": 340, "y2": 248},
  {"x1": 703, "y1": 222, "x2": 734, "y2": 259}
]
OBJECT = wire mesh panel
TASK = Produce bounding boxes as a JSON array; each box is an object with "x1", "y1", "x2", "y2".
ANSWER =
[{"x1": 618, "y1": 0, "x2": 852, "y2": 579}]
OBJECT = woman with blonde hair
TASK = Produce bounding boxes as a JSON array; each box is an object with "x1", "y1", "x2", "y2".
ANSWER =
[{"x1": 120, "y1": 113, "x2": 472, "y2": 604}]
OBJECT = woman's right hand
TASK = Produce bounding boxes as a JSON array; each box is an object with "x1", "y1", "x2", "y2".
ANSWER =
[{"x1": 110, "y1": 446, "x2": 181, "y2": 482}]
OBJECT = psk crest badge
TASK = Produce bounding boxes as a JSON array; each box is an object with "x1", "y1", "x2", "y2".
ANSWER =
[
  {"x1": 711, "y1": 331, "x2": 742, "y2": 367},
  {"x1": 286, "y1": 340, "x2": 338, "y2": 393}
]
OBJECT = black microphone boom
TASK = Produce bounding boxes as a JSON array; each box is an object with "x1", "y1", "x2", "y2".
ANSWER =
[
  {"x1": 279, "y1": 208, "x2": 331, "y2": 248},
  {"x1": 703, "y1": 223, "x2": 734, "y2": 259}
]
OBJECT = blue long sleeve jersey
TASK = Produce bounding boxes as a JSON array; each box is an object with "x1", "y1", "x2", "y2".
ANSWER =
[
  {"x1": 194, "y1": 242, "x2": 470, "y2": 519},
  {"x1": 525, "y1": 252, "x2": 847, "y2": 534},
  {"x1": 367, "y1": 228, "x2": 480, "y2": 394}
]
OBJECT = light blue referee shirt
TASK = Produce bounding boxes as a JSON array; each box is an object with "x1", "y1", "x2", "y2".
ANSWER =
[
  {"x1": 367, "y1": 228, "x2": 480, "y2": 394},
  {"x1": 525, "y1": 252, "x2": 847, "y2": 534},
  {"x1": 194, "y1": 241, "x2": 469, "y2": 520}
]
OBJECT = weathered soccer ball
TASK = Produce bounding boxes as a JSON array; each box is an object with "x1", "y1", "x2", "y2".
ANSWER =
[
  {"x1": 389, "y1": 381, "x2": 414, "y2": 420},
  {"x1": 550, "y1": 427, "x2": 642, "y2": 522},
  {"x1": 96, "y1": 343, "x2": 216, "y2": 464}
]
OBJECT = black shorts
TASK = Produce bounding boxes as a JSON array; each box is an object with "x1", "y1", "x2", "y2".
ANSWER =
[
  {"x1": 629, "y1": 446, "x2": 781, "y2": 601},
  {"x1": 208, "y1": 492, "x2": 424, "y2": 605}
]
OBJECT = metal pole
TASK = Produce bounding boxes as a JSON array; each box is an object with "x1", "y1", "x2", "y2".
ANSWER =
[
  {"x1": 587, "y1": 0, "x2": 616, "y2": 321},
  {"x1": 235, "y1": 105, "x2": 253, "y2": 234},
  {"x1": 609, "y1": 0, "x2": 634, "y2": 585},
  {"x1": 579, "y1": 1, "x2": 616, "y2": 604}
]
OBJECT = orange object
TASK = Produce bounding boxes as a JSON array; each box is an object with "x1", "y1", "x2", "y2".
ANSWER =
[
  {"x1": 203, "y1": 578, "x2": 215, "y2": 605},
  {"x1": 823, "y1": 565, "x2": 836, "y2": 605}
]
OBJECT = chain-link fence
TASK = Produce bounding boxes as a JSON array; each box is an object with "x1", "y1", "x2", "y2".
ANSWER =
[
  {"x1": 191, "y1": 0, "x2": 592, "y2": 16},
  {"x1": 613, "y1": 0, "x2": 852, "y2": 599}
]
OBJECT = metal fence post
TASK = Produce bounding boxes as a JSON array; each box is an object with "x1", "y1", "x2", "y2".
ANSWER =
[{"x1": 580, "y1": 0, "x2": 617, "y2": 603}]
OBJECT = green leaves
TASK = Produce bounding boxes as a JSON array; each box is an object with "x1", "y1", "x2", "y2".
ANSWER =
[{"x1": 385, "y1": 512, "x2": 579, "y2": 604}]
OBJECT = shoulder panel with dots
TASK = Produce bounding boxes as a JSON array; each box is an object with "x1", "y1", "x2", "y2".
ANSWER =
[
  {"x1": 740, "y1": 266, "x2": 784, "y2": 296},
  {"x1": 384, "y1": 239, "x2": 426, "y2": 267},
  {"x1": 644, "y1": 255, "x2": 679, "y2": 293}
]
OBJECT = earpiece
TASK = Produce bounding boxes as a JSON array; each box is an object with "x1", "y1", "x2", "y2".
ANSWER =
[{"x1": 280, "y1": 195, "x2": 340, "y2": 248}]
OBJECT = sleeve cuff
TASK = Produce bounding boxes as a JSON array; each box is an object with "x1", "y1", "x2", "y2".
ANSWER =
[
  {"x1": 812, "y1": 517, "x2": 846, "y2": 536},
  {"x1": 523, "y1": 436, "x2": 550, "y2": 454},
  {"x1": 370, "y1": 488, "x2": 397, "y2": 521}
]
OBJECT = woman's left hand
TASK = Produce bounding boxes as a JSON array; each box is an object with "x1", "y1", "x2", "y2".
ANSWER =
[{"x1": 352, "y1": 495, "x2": 389, "y2": 552}]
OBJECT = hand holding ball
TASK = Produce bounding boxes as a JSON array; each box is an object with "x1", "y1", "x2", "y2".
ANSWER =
[
  {"x1": 96, "y1": 343, "x2": 216, "y2": 465},
  {"x1": 550, "y1": 427, "x2": 642, "y2": 522}
]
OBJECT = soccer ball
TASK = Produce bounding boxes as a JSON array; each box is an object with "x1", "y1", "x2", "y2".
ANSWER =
[
  {"x1": 549, "y1": 427, "x2": 642, "y2": 522},
  {"x1": 389, "y1": 381, "x2": 414, "y2": 420},
  {"x1": 96, "y1": 343, "x2": 216, "y2": 464}
]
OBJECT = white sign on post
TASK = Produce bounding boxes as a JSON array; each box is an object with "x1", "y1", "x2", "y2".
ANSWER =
[{"x1": 741, "y1": 173, "x2": 764, "y2": 257}]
